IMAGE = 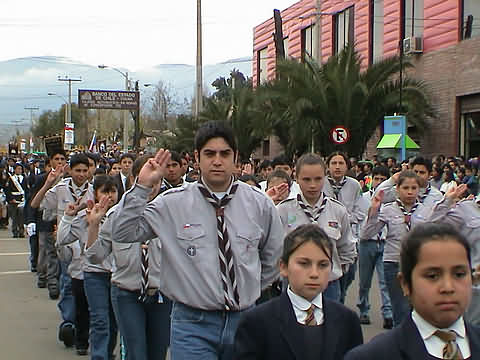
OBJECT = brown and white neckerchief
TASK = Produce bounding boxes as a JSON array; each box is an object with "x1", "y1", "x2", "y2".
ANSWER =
[
  {"x1": 395, "y1": 199, "x2": 420, "y2": 232},
  {"x1": 418, "y1": 183, "x2": 431, "y2": 204},
  {"x1": 327, "y1": 176, "x2": 347, "y2": 200},
  {"x1": 68, "y1": 179, "x2": 89, "y2": 203},
  {"x1": 197, "y1": 177, "x2": 240, "y2": 310},
  {"x1": 297, "y1": 193, "x2": 328, "y2": 224}
]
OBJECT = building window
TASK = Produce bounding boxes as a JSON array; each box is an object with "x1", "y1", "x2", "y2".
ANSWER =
[
  {"x1": 301, "y1": 23, "x2": 318, "y2": 61},
  {"x1": 257, "y1": 47, "x2": 268, "y2": 85},
  {"x1": 463, "y1": 0, "x2": 480, "y2": 39},
  {"x1": 370, "y1": 0, "x2": 384, "y2": 63},
  {"x1": 283, "y1": 37, "x2": 289, "y2": 58},
  {"x1": 402, "y1": 0, "x2": 423, "y2": 39},
  {"x1": 334, "y1": 6, "x2": 354, "y2": 54}
]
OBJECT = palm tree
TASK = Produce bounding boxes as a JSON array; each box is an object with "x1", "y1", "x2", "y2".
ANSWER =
[
  {"x1": 200, "y1": 82, "x2": 268, "y2": 161},
  {"x1": 261, "y1": 43, "x2": 435, "y2": 157}
]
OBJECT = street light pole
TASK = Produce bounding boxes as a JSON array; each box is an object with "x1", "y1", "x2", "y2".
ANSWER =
[
  {"x1": 195, "y1": 0, "x2": 203, "y2": 119},
  {"x1": 98, "y1": 65, "x2": 130, "y2": 152},
  {"x1": 48, "y1": 93, "x2": 68, "y2": 123}
]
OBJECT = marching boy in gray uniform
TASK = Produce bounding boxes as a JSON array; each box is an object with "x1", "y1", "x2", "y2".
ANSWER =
[
  {"x1": 112, "y1": 121, "x2": 284, "y2": 360},
  {"x1": 374, "y1": 156, "x2": 443, "y2": 206},
  {"x1": 429, "y1": 184, "x2": 480, "y2": 325},
  {"x1": 276, "y1": 153, "x2": 356, "y2": 302}
]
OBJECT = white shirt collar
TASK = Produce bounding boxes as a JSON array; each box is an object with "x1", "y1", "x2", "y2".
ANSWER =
[
  {"x1": 287, "y1": 286, "x2": 324, "y2": 325},
  {"x1": 412, "y1": 310, "x2": 466, "y2": 340},
  {"x1": 411, "y1": 310, "x2": 470, "y2": 358}
]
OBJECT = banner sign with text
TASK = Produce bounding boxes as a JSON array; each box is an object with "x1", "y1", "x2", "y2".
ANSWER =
[{"x1": 78, "y1": 89, "x2": 139, "y2": 110}]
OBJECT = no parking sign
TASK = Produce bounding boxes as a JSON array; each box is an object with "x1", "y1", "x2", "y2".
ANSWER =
[{"x1": 329, "y1": 126, "x2": 350, "y2": 145}]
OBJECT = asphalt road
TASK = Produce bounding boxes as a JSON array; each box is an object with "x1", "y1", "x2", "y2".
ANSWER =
[{"x1": 0, "y1": 229, "x2": 387, "y2": 359}]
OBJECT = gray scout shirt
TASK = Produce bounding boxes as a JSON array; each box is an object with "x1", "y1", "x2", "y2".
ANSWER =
[
  {"x1": 323, "y1": 176, "x2": 363, "y2": 224},
  {"x1": 374, "y1": 177, "x2": 443, "y2": 207},
  {"x1": 57, "y1": 209, "x2": 113, "y2": 274},
  {"x1": 430, "y1": 196, "x2": 480, "y2": 277},
  {"x1": 40, "y1": 177, "x2": 94, "y2": 224},
  {"x1": 276, "y1": 194, "x2": 356, "y2": 281},
  {"x1": 111, "y1": 180, "x2": 284, "y2": 311},
  {"x1": 56, "y1": 239, "x2": 83, "y2": 280},
  {"x1": 85, "y1": 205, "x2": 164, "y2": 292},
  {"x1": 361, "y1": 201, "x2": 431, "y2": 263}
]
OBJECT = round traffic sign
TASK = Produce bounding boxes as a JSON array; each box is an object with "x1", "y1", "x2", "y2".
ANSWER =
[{"x1": 329, "y1": 126, "x2": 350, "y2": 145}]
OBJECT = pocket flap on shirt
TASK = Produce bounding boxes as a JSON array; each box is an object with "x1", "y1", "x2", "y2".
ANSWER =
[{"x1": 177, "y1": 224, "x2": 205, "y2": 241}]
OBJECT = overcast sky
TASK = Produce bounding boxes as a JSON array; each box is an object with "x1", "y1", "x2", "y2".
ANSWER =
[{"x1": 0, "y1": 0, "x2": 298, "y2": 70}]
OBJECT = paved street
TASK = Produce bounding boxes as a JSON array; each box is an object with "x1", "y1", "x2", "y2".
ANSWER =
[{"x1": 0, "y1": 229, "x2": 387, "y2": 358}]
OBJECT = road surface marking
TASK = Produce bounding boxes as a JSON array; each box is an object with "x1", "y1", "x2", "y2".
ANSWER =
[
  {"x1": 0, "y1": 252, "x2": 30, "y2": 256},
  {"x1": 0, "y1": 270, "x2": 30, "y2": 275}
]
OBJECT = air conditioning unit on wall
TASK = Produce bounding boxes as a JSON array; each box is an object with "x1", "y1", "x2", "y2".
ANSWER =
[{"x1": 403, "y1": 37, "x2": 423, "y2": 54}]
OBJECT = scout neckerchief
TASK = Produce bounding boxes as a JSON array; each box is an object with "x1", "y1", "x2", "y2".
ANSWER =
[
  {"x1": 163, "y1": 178, "x2": 183, "y2": 190},
  {"x1": 68, "y1": 179, "x2": 89, "y2": 203},
  {"x1": 197, "y1": 177, "x2": 240, "y2": 310},
  {"x1": 395, "y1": 199, "x2": 420, "y2": 232},
  {"x1": 139, "y1": 238, "x2": 151, "y2": 302},
  {"x1": 297, "y1": 193, "x2": 328, "y2": 224},
  {"x1": 327, "y1": 176, "x2": 347, "y2": 200},
  {"x1": 418, "y1": 183, "x2": 431, "y2": 204}
]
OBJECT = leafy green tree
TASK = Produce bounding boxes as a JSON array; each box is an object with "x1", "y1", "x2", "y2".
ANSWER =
[{"x1": 261, "y1": 44, "x2": 435, "y2": 157}]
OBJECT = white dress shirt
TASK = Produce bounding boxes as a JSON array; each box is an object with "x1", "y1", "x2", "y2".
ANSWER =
[
  {"x1": 120, "y1": 172, "x2": 127, "y2": 191},
  {"x1": 287, "y1": 286, "x2": 324, "y2": 326},
  {"x1": 411, "y1": 310, "x2": 471, "y2": 358}
]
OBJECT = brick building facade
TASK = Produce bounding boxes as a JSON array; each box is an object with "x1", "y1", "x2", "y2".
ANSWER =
[{"x1": 253, "y1": 0, "x2": 480, "y2": 160}]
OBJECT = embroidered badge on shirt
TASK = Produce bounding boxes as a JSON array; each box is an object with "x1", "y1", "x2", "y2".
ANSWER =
[
  {"x1": 287, "y1": 214, "x2": 296, "y2": 227},
  {"x1": 328, "y1": 221, "x2": 339, "y2": 229},
  {"x1": 187, "y1": 246, "x2": 196, "y2": 257}
]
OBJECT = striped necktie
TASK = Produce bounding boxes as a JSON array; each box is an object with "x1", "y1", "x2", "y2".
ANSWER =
[
  {"x1": 197, "y1": 179, "x2": 240, "y2": 310},
  {"x1": 304, "y1": 305, "x2": 317, "y2": 326},
  {"x1": 328, "y1": 176, "x2": 347, "y2": 200},
  {"x1": 139, "y1": 240, "x2": 151, "y2": 302},
  {"x1": 396, "y1": 199, "x2": 420, "y2": 232},
  {"x1": 434, "y1": 330, "x2": 464, "y2": 359},
  {"x1": 297, "y1": 193, "x2": 327, "y2": 224}
]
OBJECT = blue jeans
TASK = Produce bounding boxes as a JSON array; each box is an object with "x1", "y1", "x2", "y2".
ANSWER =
[
  {"x1": 357, "y1": 241, "x2": 392, "y2": 319},
  {"x1": 384, "y1": 261, "x2": 410, "y2": 326},
  {"x1": 58, "y1": 261, "x2": 75, "y2": 325},
  {"x1": 339, "y1": 259, "x2": 357, "y2": 304},
  {"x1": 170, "y1": 302, "x2": 245, "y2": 360},
  {"x1": 323, "y1": 279, "x2": 341, "y2": 302},
  {"x1": 84, "y1": 272, "x2": 117, "y2": 360},
  {"x1": 111, "y1": 285, "x2": 172, "y2": 360}
]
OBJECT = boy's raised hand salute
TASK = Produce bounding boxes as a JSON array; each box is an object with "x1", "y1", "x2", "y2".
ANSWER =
[
  {"x1": 369, "y1": 189, "x2": 384, "y2": 216},
  {"x1": 445, "y1": 183, "x2": 468, "y2": 203},
  {"x1": 64, "y1": 199, "x2": 87, "y2": 217},
  {"x1": 45, "y1": 164, "x2": 66, "y2": 187},
  {"x1": 86, "y1": 198, "x2": 110, "y2": 227},
  {"x1": 138, "y1": 149, "x2": 171, "y2": 188}
]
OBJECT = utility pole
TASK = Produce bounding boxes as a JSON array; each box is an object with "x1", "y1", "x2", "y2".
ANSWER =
[
  {"x1": 133, "y1": 81, "x2": 140, "y2": 151},
  {"x1": 124, "y1": 72, "x2": 130, "y2": 152},
  {"x1": 24, "y1": 106, "x2": 39, "y2": 131},
  {"x1": 195, "y1": 0, "x2": 203, "y2": 119},
  {"x1": 58, "y1": 76, "x2": 82, "y2": 148}
]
